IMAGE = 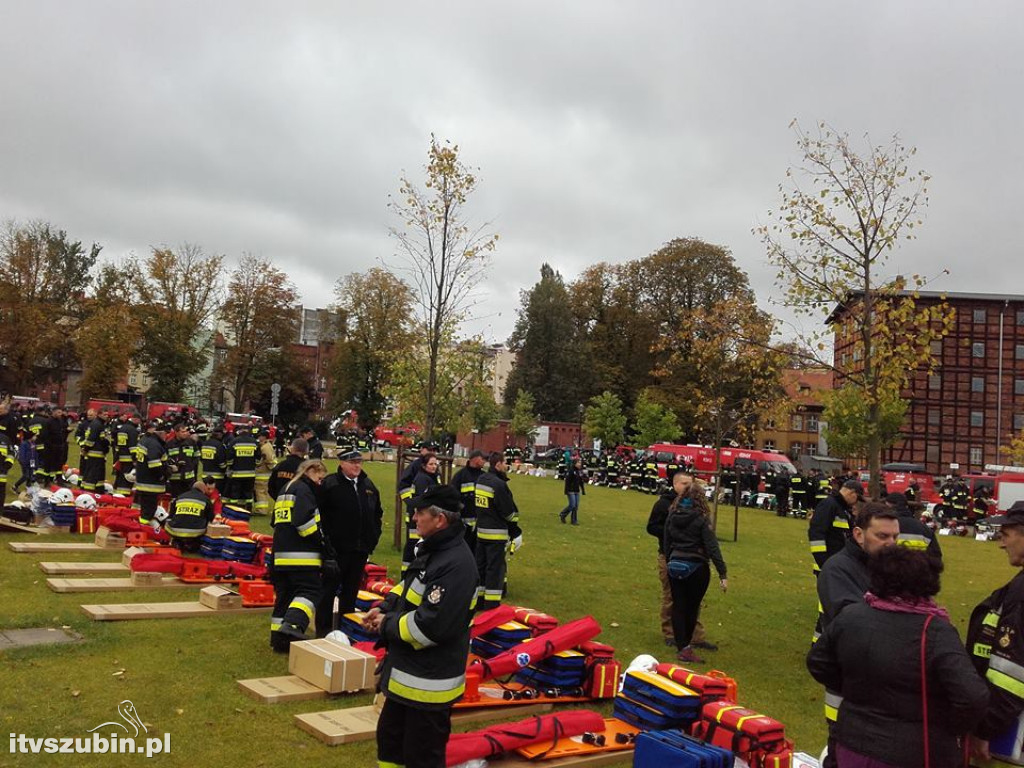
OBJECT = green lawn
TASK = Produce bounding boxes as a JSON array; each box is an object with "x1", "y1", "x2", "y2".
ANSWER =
[{"x1": 0, "y1": 456, "x2": 1015, "y2": 766}]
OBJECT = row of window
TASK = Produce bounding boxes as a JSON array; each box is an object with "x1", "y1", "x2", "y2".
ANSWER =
[
  {"x1": 925, "y1": 445, "x2": 985, "y2": 466},
  {"x1": 968, "y1": 308, "x2": 1024, "y2": 326},
  {"x1": 762, "y1": 439, "x2": 818, "y2": 457},
  {"x1": 842, "y1": 340, "x2": 1024, "y2": 368},
  {"x1": 924, "y1": 410, "x2": 1024, "y2": 430},
  {"x1": 928, "y1": 373, "x2": 1024, "y2": 391}
]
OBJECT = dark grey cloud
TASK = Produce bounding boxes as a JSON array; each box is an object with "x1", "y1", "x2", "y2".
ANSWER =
[{"x1": 1, "y1": 1, "x2": 1019, "y2": 343}]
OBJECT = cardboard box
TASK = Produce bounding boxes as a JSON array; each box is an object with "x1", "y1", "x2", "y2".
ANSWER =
[
  {"x1": 130, "y1": 571, "x2": 165, "y2": 587},
  {"x1": 122, "y1": 546, "x2": 149, "y2": 567},
  {"x1": 206, "y1": 523, "x2": 233, "y2": 537},
  {"x1": 288, "y1": 638, "x2": 376, "y2": 693},
  {"x1": 95, "y1": 526, "x2": 126, "y2": 549},
  {"x1": 199, "y1": 585, "x2": 242, "y2": 610},
  {"x1": 237, "y1": 675, "x2": 329, "y2": 703}
]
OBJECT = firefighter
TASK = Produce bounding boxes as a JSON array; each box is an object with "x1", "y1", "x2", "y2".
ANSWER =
[
  {"x1": 26, "y1": 406, "x2": 49, "y2": 481},
  {"x1": 0, "y1": 428, "x2": 14, "y2": 503},
  {"x1": 402, "y1": 454, "x2": 440, "y2": 574},
  {"x1": 808, "y1": 478, "x2": 862, "y2": 576},
  {"x1": 80, "y1": 410, "x2": 110, "y2": 492},
  {"x1": 253, "y1": 429, "x2": 277, "y2": 515},
  {"x1": 165, "y1": 478, "x2": 215, "y2": 552},
  {"x1": 815, "y1": 471, "x2": 831, "y2": 507},
  {"x1": 363, "y1": 484, "x2": 478, "y2": 768},
  {"x1": 474, "y1": 451, "x2": 520, "y2": 611},
  {"x1": 268, "y1": 438, "x2": 308, "y2": 501},
  {"x1": 450, "y1": 449, "x2": 486, "y2": 551},
  {"x1": 884, "y1": 491, "x2": 942, "y2": 561},
  {"x1": 967, "y1": 501, "x2": 1024, "y2": 763},
  {"x1": 112, "y1": 412, "x2": 140, "y2": 495},
  {"x1": 165, "y1": 421, "x2": 198, "y2": 498},
  {"x1": 316, "y1": 450, "x2": 384, "y2": 634},
  {"x1": 790, "y1": 471, "x2": 805, "y2": 514},
  {"x1": 270, "y1": 459, "x2": 331, "y2": 651},
  {"x1": 199, "y1": 423, "x2": 229, "y2": 494},
  {"x1": 225, "y1": 426, "x2": 258, "y2": 511},
  {"x1": 42, "y1": 406, "x2": 68, "y2": 484},
  {"x1": 299, "y1": 425, "x2": 324, "y2": 460},
  {"x1": 133, "y1": 421, "x2": 169, "y2": 527},
  {"x1": 774, "y1": 471, "x2": 791, "y2": 518}
]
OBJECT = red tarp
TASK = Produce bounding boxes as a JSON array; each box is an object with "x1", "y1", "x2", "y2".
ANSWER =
[
  {"x1": 468, "y1": 615, "x2": 601, "y2": 681},
  {"x1": 445, "y1": 710, "x2": 606, "y2": 767}
]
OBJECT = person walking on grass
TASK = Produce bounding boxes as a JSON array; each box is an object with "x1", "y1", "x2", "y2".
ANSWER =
[
  {"x1": 661, "y1": 469, "x2": 727, "y2": 664},
  {"x1": 559, "y1": 458, "x2": 586, "y2": 525}
]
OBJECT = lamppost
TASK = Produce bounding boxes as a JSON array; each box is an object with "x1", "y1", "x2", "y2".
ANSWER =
[{"x1": 577, "y1": 403, "x2": 584, "y2": 449}]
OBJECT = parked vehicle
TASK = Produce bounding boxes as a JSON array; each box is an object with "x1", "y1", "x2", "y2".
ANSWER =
[
  {"x1": 374, "y1": 424, "x2": 419, "y2": 449},
  {"x1": 857, "y1": 463, "x2": 941, "y2": 504},
  {"x1": 86, "y1": 399, "x2": 141, "y2": 418},
  {"x1": 646, "y1": 443, "x2": 797, "y2": 481},
  {"x1": 147, "y1": 402, "x2": 199, "y2": 422}
]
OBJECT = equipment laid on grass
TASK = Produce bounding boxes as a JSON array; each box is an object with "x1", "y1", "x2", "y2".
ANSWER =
[
  {"x1": 81, "y1": 601, "x2": 272, "y2": 620},
  {"x1": 469, "y1": 615, "x2": 602, "y2": 681},
  {"x1": 692, "y1": 700, "x2": 789, "y2": 765},
  {"x1": 614, "y1": 669, "x2": 701, "y2": 730},
  {"x1": 444, "y1": 710, "x2": 606, "y2": 766},
  {"x1": 633, "y1": 729, "x2": 733, "y2": 768},
  {"x1": 513, "y1": 717, "x2": 639, "y2": 761},
  {"x1": 654, "y1": 663, "x2": 731, "y2": 705}
]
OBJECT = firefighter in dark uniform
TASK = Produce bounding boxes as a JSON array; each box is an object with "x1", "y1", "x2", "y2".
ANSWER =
[
  {"x1": 363, "y1": 484, "x2": 478, "y2": 768},
  {"x1": 450, "y1": 449, "x2": 486, "y2": 551},
  {"x1": 790, "y1": 471, "x2": 806, "y2": 514},
  {"x1": 402, "y1": 455, "x2": 440, "y2": 574},
  {"x1": 133, "y1": 422, "x2": 169, "y2": 526},
  {"x1": 774, "y1": 471, "x2": 791, "y2": 517},
  {"x1": 199, "y1": 424, "x2": 229, "y2": 494},
  {"x1": 268, "y1": 438, "x2": 308, "y2": 501},
  {"x1": 474, "y1": 452, "x2": 520, "y2": 611},
  {"x1": 884, "y1": 491, "x2": 942, "y2": 561},
  {"x1": 299, "y1": 426, "x2": 324, "y2": 460},
  {"x1": 808, "y1": 479, "x2": 862, "y2": 575},
  {"x1": 165, "y1": 479, "x2": 215, "y2": 552},
  {"x1": 315, "y1": 449, "x2": 384, "y2": 635},
  {"x1": 165, "y1": 422, "x2": 198, "y2": 498},
  {"x1": 27, "y1": 407, "x2": 49, "y2": 482},
  {"x1": 42, "y1": 406, "x2": 68, "y2": 483},
  {"x1": 113, "y1": 412, "x2": 140, "y2": 495},
  {"x1": 225, "y1": 427, "x2": 258, "y2": 511},
  {"x1": 0, "y1": 429, "x2": 14, "y2": 503},
  {"x1": 270, "y1": 459, "x2": 330, "y2": 651},
  {"x1": 80, "y1": 411, "x2": 110, "y2": 492},
  {"x1": 967, "y1": 501, "x2": 1024, "y2": 763}
]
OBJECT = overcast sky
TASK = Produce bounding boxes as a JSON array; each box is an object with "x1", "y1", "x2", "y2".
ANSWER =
[{"x1": 1, "y1": 2, "x2": 1020, "y2": 344}]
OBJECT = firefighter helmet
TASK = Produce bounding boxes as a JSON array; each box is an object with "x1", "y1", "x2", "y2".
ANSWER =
[{"x1": 75, "y1": 494, "x2": 98, "y2": 511}]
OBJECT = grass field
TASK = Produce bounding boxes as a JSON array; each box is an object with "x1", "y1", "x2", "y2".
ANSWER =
[{"x1": 0, "y1": 454, "x2": 1017, "y2": 766}]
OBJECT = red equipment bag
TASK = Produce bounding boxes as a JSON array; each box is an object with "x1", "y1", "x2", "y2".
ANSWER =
[
  {"x1": 706, "y1": 669, "x2": 738, "y2": 702},
  {"x1": 130, "y1": 552, "x2": 185, "y2": 575},
  {"x1": 76, "y1": 511, "x2": 97, "y2": 534},
  {"x1": 364, "y1": 580, "x2": 394, "y2": 596},
  {"x1": 655, "y1": 663, "x2": 729, "y2": 704},
  {"x1": 511, "y1": 605, "x2": 559, "y2": 634},
  {"x1": 578, "y1": 639, "x2": 615, "y2": 658},
  {"x1": 583, "y1": 658, "x2": 620, "y2": 699},
  {"x1": 470, "y1": 605, "x2": 517, "y2": 639},
  {"x1": 445, "y1": 710, "x2": 606, "y2": 767},
  {"x1": 468, "y1": 616, "x2": 602, "y2": 682},
  {"x1": 352, "y1": 641, "x2": 386, "y2": 662},
  {"x1": 694, "y1": 701, "x2": 786, "y2": 757},
  {"x1": 361, "y1": 562, "x2": 388, "y2": 589}
]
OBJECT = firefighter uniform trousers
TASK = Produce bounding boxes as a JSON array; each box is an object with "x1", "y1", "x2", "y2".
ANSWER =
[
  {"x1": 475, "y1": 537, "x2": 507, "y2": 610},
  {"x1": 271, "y1": 568, "x2": 321, "y2": 642},
  {"x1": 227, "y1": 477, "x2": 255, "y2": 511},
  {"x1": 254, "y1": 470, "x2": 272, "y2": 514},
  {"x1": 377, "y1": 700, "x2": 451, "y2": 768}
]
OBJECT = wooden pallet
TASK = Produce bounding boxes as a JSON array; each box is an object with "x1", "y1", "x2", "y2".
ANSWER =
[
  {"x1": 47, "y1": 576, "x2": 185, "y2": 593},
  {"x1": 9, "y1": 541, "x2": 102, "y2": 553},
  {"x1": 81, "y1": 601, "x2": 272, "y2": 620},
  {"x1": 38, "y1": 562, "x2": 129, "y2": 575}
]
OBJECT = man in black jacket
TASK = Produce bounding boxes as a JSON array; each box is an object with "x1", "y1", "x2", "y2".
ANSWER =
[
  {"x1": 449, "y1": 449, "x2": 485, "y2": 551},
  {"x1": 315, "y1": 449, "x2": 383, "y2": 636},
  {"x1": 967, "y1": 501, "x2": 1024, "y2": 763},
  {"x1": 808, "y1": 479, "x2": 862, "y2": 575},
  {"x1": 364, "y1": 484, "x2": 477, "y2": 768},
  {"x1": 268, "y1": 438, "x2": 307, "y2": 501},
  {"x1": 474, "y1": 452, "x2": 520, "y2": 611},
  {"x1": 815, "y1": 502, "x2": 899, "y2": 768}
]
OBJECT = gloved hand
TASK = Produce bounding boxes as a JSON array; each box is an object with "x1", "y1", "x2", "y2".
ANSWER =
[
  {"x1": 322, "y1": 559, "x2": 341, "y2": 580},
  {"x1": 510, "y1": 534, "x2": 523, "y2": 553}
]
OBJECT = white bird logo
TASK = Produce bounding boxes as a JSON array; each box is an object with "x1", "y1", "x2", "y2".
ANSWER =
[{"x1": 87, "y1": 700, "x2": 148, "y2": 737}]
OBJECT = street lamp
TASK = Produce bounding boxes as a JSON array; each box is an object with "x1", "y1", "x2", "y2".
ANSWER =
[{"x1": 577, "y1": 403, "x2": 584, "y2": 449}]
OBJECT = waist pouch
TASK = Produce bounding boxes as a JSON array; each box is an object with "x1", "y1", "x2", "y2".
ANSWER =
[{"x1": 668, "y1": 558, "x2": 702, "y2": 580}]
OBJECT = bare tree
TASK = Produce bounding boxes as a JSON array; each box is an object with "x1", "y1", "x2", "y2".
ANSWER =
[{"x1": 388, "y1": 136, "x2": 498, "y2": 438}]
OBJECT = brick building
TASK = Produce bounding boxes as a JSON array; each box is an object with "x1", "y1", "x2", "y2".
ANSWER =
[
  {"x1": 832, "y1": 291, "x2": 1024, "y2": 475},
  {"x1": 755, "y1": 368, "x2": 833, "y2": 461}
]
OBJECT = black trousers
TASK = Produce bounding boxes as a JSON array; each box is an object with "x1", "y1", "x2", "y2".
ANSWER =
[
  {"x1": 376, "y1": 697, "x2": 452, "y2": 768},
  {"x1": 475, "y1": 539, "x2": 507, "y2": 610},
  {"x1": 113, "y1": 461, "x2": 134, "y2": 494},
  {"x1": 668, "y1": 561, "x2": 711, "y2": 650},
  {"x1": 226, "y1": 477, "x2": 254, "y2": 509},
  {"x1": 271, "y1": 567, "x2": 321, "y2": 637},
  {"x1": 135, "y1": 491, "x2": 160, "y2": 524},
  {"x1": 82, "y1": 456, "x2": 106, "y2": 490},
  {"x1": 315, "y1": 553, "x2": 367, "y2": 638}
]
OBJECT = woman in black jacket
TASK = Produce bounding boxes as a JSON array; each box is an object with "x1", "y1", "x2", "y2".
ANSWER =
[
  {"x1": 662, "y1": 470, "x2": 727, "y2": 663},
  {"x1": 401, "y1": 455, "x2": 441, "y2": 572},
  {"x1": 807, "y1": 546, "x2": 988, "y2": 767},
  {"x1": 559, "y1": 458, "x2": 586, "y2": 525}
]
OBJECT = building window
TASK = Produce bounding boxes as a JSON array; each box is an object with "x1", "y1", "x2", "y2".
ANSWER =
[
  {"x1": 974, "y1": 309, "x2": 987, "y2": 324},
  {"x1": 764, "y1": 418, "x2": 776, "y2": 430},
  {"x1": 129, "y1": 374, "x2": 137, "y2": 386},
  {"x1": 763, "y1": 439, "x2": 775, "y2": 451},
  {"x1": 791, "y1": 414, "x2": 803, "y2": 431},
  {"x1": 970, "y1": 411, "x2": 984, "y2": 427},
  {"x1": 1017, "y1": 310, "x2": 1024, "y2": 326},
  {"x1": 972, "y1": 376, "x2": 985, "y2": 393},
  {"x1": 853, "y1": 348, "x2": 863, "y2": 362},
  {"x1": 926, "y1": 444, "x2": 940, "y2": 463},
  {"x1": 970, "y1": 447, "x2": 983, "y2": 465},
  {"x1": 791, "y1": 442, "x2": 803, "y2": 456},
  {"x1": 929, "y1": 374, "x2": 941, "y2": 390},
  {"x1": 1017, "y1": 379, "x2": 1024, "y2": 396},
  {"x1": 841, "y1": 353, "x2": 850, "y2": 366},
  {"x1": 806, "y1": 443, "x2": 818, "y2": 456},
  {"x1": 806, "y1": 415, "x2": 819, "y2": 433},
  {"x1": 930, "y1": 340, "x2": 942, "y2": 356},
  {"x1": 1015, "y1": 414, "x2": 1024, "y2": 431},
  {"x1": 928, "y1": 410, "x2": 940, "y2": 426},
  {"x1": 1017, "y1": 344, "x2": 1024, "y2": 360},
  {"x1": 972, "y1": 342, "x2": 985, "y2": 358}
]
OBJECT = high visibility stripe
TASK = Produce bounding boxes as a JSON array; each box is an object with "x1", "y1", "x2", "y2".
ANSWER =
[
  {"x1": 398, "y1": 612, "x2": 435, "y2": 650},
  {"x1": 378, "y1": 761, "x2": 404, "y2": 768},
  {"x1": 832, "y1": 519, "x2": 849, "y2": 529},
  {"x1": 824, "y1": 690, "x2": 843, "y2": 722},
  {"x1": 400, "y1": 487, "x2": 415, "y2": 500},
  {"x1": 460, "y1": 483, "x2": 475, "y2": 493},
  {"x1": 387, "y1": 668, "x2": 465, "y2": 704},
  {"x1": 475, "y1": 484, "x2": 495, "y2": 497},
  {"x1": 135, "y1": 483, "x2": 166, "y2": 493},
  {"x1": 256, "y1": 473, "x2": 271, "y2": 481},
  {"x1": 231, "y1": 472, "x2": 256, "y2": 478},
  {"x1": 810, "y1": 544, "x2": 826, "y2": 553},
  {"x1": 270, "y1": 617, "x2": 283, "y2": 631},
  {"x1": 275, "y1": 552, "x2": 322, "y2": 566},
  {"x1": 289, "y1": 597, "x2": 316, "y2": 621},
  {"x1": 477, "y1": 527, "x2": 509, "y2": 541},
  {"x1": 296, "y1": 515, "x2": 319, "y2": 536},
  {"x1": 991, "y1": 655, "x2": 1024, "y2": 684},
  {"x1": 165, "y1": 525, "x2": 205, "y2": 537},
  {"x1": 897, "y1": 535, "x2": 929, "y2": 550},
  {"x1": 147, "y1": 460, "x2": 163, "y2": 468},
  {"x1": 988, "y1": 667, "x2": 1024, "y2": 698},
  {"x1": 391, "y1": 578, "x2": 425, "y2": 607},
  {"x1": 984, "y1": 610, "x2": 1001, "y2": 628}
]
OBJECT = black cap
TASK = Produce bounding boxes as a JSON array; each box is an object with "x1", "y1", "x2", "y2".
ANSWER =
[
  {"x1": 338, "y1": 449, "x2": 363, "y2": 462},
  {"x1": 983, "y1": 501, "x2": 1024, "y2": 527},
  {"x1": 411, "y1": 484, "x2": 461, "y2": 514},
  {"x1": 842, "y1": 479, "x2": 865, "y2": 497},
  {"x1": 468, "y1": 449, "x2": 486, "y2": 460}
]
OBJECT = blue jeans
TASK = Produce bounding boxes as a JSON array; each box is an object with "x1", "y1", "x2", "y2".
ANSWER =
[{"x1": 560, "y1": 492, "x2": 580, "y2": 523}]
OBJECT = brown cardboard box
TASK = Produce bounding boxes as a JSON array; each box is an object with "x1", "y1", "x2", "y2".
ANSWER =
[
  {"x1": 237, "y1": 675, "x2": 329, "y2": 703},
  {"x1": 130, "y1": 571, "x2": 165, "y2": 586},
  {"x1": 199, "y1": 585, "x2": 242, "y2": 610},
  {"x1": 121, "y1": 546, "x2": 149, "y2": 567},
  {"x1": 95, "y1": 526, "x2": 126, "y2": 549},
  {"x1": 288, "y1": 639, "x2": 376, "y2": 693},
  {"x1": 206, "y1": 523, "x2": 232, "y2": 537}
]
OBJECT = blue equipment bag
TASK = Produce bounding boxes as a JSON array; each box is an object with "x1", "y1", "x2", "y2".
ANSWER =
[{"x1": 633, "y1": 729, "x2": 734, "y2": 768}]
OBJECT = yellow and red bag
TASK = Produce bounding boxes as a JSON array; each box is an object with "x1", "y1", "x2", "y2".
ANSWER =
[
  {"x1": 76, "y1": 510, "x2": 97, "y2": 534},
  {"x1": 583, "y1": 658, "x2": 620, "y2": 699},
  {"x1": 693, "y1": 701, "x2": 786, "y2": 758},
  {"x1": 706, "y1": 669, "x2": 738, "y2": 702},
  {"x1": 655, "y1": 664, "x2": 729, "y2": 705}
]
